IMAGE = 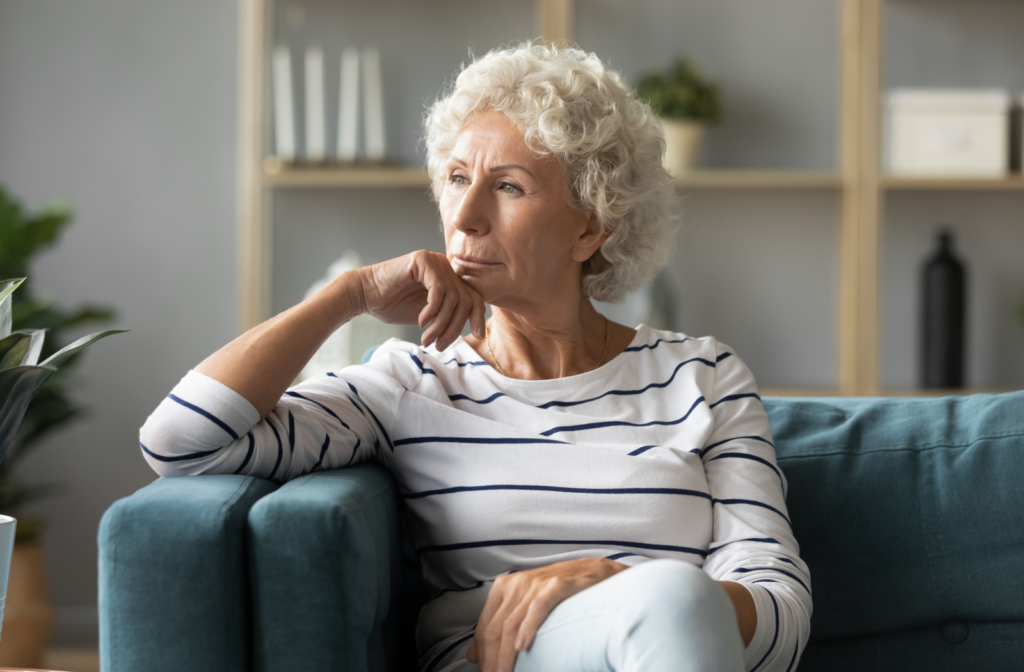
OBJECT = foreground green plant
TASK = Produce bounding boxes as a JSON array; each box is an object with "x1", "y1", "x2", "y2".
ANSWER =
[
  {"x1": 0, "y1": 278, "x2": 125, "y2": 473},
  {"x1": 634, "y1": 55, "x2": 722, "y2": 122},
  {"x1": 0, "y1": 187, "x2": 121, "y2": 541}
]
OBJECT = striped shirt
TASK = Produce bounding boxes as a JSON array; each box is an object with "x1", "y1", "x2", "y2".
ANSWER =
[{"x1": 140, "y1": 325, "x2": 811, "y2": 672}]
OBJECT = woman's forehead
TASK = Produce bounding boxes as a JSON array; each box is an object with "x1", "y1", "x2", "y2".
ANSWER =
[{"x1": 450, "y1": 112, "x2": 553, "y2": 171}]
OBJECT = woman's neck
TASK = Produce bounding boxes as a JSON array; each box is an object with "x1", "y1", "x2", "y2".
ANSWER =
[{"x1": 465, "y1": 296, "x2": 635, "y2": 380}]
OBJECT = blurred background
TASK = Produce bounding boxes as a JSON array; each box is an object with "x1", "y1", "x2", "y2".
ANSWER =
[{"x1": 0, "y1": 0, "x2": 1022, "y2": 667}]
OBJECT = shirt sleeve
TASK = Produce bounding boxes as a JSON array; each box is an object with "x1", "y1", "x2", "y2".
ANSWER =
[
  {"x1": 138, "y1": 363, "x2": 404, "y2": 483},
  {"x1": 699, "y1": 339, "x2": 813, "y2": 672}
]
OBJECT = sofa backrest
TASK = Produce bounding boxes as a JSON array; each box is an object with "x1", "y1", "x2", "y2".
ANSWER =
[{"x1": 766, "y1": 391, "x2": 1024, "y2": 671}]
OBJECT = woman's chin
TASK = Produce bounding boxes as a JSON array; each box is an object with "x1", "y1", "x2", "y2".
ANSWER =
[{"x1": 458, "y1": 274, "x2": 500, "y2": 303}]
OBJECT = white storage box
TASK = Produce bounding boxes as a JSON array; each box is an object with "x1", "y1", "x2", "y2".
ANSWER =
[{"x1": 885, "y1": 88, "x2": 1010, "y2": 176}]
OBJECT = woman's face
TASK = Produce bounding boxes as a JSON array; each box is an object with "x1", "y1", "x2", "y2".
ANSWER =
[{"x1": 439, "y1": 110, "x2": 603, "y2": 309}]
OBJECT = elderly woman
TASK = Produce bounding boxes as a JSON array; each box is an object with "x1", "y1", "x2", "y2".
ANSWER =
[{"x1": 141, "y1": 43, "x2": 810, "y2": 672}]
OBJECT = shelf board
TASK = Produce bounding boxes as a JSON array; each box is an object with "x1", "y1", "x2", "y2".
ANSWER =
[
  {"x1": 264, "y1": 162, "x2": 431, "y2": 188},
  {"x1": 883, "y1": 175, "x2": 1024, "y2": 191},
  {"x1": 674, "y1": 170, "x2": 841, "y2": 189},
  {"x1": 263, "y1": 161, "x2": 841, "y2": 190}
]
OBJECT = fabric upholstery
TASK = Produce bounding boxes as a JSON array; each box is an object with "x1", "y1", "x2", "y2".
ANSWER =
[
  {"x1": 98, "y1": 474, "x2": 277, "y2": 672},
  {"x1": 767, "y1": 391, "x2": 1024, "y2": 670},
  {"x1": 247, "y1": 466, "x2": 410, "y2": 672}
]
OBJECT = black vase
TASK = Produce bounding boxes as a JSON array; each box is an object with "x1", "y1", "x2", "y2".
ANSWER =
[{"x1": 920, "y1": 230, "x2": 966, "y2": 388}]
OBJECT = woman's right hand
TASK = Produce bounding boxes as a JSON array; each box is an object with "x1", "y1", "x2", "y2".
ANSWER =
[{"x1": 354, "y1": 250, "x2": 486, "y2": 350}]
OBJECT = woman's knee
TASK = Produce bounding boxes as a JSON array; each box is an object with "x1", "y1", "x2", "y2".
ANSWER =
[{"x1": 614, "y1": 559, "x2": 734, "y2": 624}]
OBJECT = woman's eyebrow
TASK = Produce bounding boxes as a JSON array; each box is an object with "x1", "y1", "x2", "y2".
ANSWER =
[
  {"x1": 489, "y1": 164, "x2": 534, "y2": 177},
  {"x1": 450, "y1": 157, "x2": 534, "y2": 178}
]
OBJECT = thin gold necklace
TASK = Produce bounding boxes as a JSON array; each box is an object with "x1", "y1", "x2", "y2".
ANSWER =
[{"x1": 487, "y1": 317, "x2": 610, "y2": 377}]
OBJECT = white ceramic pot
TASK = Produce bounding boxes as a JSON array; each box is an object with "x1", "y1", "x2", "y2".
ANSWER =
[
  {"x1": 0, "y1": 538, "x2": 54, "y2": 667},
  {"x1": 0, "y1": 516, "x2": 14, "y2": 641},
  {"x1": 660, "y1": 118, "x2": 705, "y2": 177}
]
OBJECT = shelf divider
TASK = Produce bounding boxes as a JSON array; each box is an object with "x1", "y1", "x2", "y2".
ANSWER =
[{"x1": 884, "y1": 175, "x2": 1024, "y2": 191}]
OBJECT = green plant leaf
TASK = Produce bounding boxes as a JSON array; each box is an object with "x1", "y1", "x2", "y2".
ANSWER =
[
  {"x1": 0, "y1": 364, "x2": 59, "y2": 465},
  {"x1": 40, "y1": 329, "x2": 128, "y2": 369},
  {"x1": 17, "y1": 329, "x2": 46, "y2": 366},
  {"x1": 0, "y1": 330, "x2": 46, "y2": 370},
  {"x1": 0, "y1": 332, "x2": 30, "y2": 369},
  {"x1": 0, "y1": 277, "x2": 26, "y2": 339},
  {"x1": 9, "y1": 383, "x2": 78, "y2": 456}
]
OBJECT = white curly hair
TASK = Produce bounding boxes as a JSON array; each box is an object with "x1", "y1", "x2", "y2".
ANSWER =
[{"x1": 423, "y1": 41, "x2": 677, "y2": 303}]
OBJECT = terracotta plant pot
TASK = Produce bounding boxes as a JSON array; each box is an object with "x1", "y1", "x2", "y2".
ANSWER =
[
  {"x1": 0, "y1": 540, "x2": 54, "y2": 668},
  {"x1": 660, "y1": 118, "x2": 706, "y2": 176}
]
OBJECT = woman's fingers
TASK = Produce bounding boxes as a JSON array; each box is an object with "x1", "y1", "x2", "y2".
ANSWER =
[
  {"x1": 417, "y1": 262, "x2": 483, "y2": 349},
  {"x1": 494, "y1": 602, "x2": 534, "y2": 672},
  {"x1": 416, "y1": 279, "x2": 444, "y2": 330},
  {"x1": 515, "y1": 585, "x2": 560, "y2": 651},
  {"x1": 421, "y1": 288, "x2": 459, "y2": 346},
  {"x1": 437, "y1": 297, "x2": 474, "y2": 350},
  {"x1": 470, "y1": 289, "x2": 487, "y2": 340}
]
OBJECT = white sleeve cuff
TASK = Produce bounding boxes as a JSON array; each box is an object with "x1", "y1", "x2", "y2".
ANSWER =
[{"x1": 742, "y1": 582, "x2": 777, "y2": 670}]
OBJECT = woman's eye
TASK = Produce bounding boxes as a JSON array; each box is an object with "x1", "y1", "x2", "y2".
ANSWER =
[
  {"x1": 499, "y1": 182, "x2": 522, "y2": 195},
  {"x1": 449, "y1": 174, "x2": 467, "y2": 185}
]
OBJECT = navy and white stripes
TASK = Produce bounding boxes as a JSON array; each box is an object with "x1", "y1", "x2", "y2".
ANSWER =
[{"x1": 139, "y1": 325, "x2": 810, "y2": 672}]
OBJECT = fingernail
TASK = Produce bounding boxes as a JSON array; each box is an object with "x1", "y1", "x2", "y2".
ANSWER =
[{"x1": 514, "y1": 636, "x2": 523, "y2": 651}]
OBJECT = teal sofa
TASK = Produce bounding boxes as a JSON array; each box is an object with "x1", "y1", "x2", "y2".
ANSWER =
[{"x1": 99, "y1": 390, "x2": 1024, "y2": 671}]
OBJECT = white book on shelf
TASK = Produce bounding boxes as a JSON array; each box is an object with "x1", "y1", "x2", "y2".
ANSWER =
[
  {"x1": 337, "y1": 48, "x2": 360, "y2": 163},
  {"x1": 271, "y1": 45, "x2": 296, "y2": 162},
  {"x1": 362, "y1": 47, "x2": 386, "y2": 163},
  {"x1": 304, "y1": 45, "x2": 326, "y2": 163}
]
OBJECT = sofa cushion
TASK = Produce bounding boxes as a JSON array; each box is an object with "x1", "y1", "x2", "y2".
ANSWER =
[
  {"x1": 766, "y1": 391, "x2": 1024, "y2": 647},
  {"x1": 247, "y1": 465, "x2": 408, "y2": 672},
  {"x1": 797, "y1": 620, "x2": 1024, "y2": 672},
  {"x1": 98, "y1": 474, "x2": 277, "y2": 672}
]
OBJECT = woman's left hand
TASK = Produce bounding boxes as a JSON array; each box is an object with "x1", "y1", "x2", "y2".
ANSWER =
[{"x1": 466, "y1": 558, "x2": 627, "y2": 672}]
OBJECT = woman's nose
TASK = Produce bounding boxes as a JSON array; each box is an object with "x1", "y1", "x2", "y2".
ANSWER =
[{"x1": 450, "y1": 181, "x2": 491, "y2": 236}]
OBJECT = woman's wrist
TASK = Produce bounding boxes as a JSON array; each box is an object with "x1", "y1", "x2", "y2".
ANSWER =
[
  {"x1": 718, "y1": 580, "x2": 757, "y2": 647},
  {"x1": 321, "y1": 268, "x2": 367, "y2": 327}
]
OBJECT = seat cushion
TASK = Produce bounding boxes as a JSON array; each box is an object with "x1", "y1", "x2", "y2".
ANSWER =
[{"x1": 765, "y1": 391, "x2": 1024, "y2": 662}]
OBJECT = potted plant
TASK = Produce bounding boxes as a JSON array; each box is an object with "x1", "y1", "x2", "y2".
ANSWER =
[
  {"x1": 635, "y1": 55, "x2": 722, "y2": 176},
  {"x1": 0, "y1": 187, "x2": 125, "y2": 667}
]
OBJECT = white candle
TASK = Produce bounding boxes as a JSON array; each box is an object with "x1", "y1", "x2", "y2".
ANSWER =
[
  {"x1": 337, "y1": 48, "x2": 360, "y2": 163},
  {"x1": 271, "y1": 45, "x2": 296, "y2": 162},
  {"x1": 362, "y1": 47, "x2": 386, "y2": 163},
  {"x1": 304, "y1": 46, "x2": 326, "y2": 163}
]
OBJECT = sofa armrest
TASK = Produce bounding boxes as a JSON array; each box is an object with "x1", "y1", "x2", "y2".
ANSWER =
[
  {"x1": 98, "y1": 475, "x2": 278, "y2": 672},
  {"x1": 247, "y1": 464, "x2": 405, "y2": 672}
]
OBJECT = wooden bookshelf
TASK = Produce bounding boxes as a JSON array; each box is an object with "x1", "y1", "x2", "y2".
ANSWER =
[{"x1": 236, "y1": 0, "x2": 1021, "y2": 397}]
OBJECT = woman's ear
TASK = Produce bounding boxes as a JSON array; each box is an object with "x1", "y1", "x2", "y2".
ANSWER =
[{"x1": 570, "y1": 211, "x2": 606, "y2": 263}]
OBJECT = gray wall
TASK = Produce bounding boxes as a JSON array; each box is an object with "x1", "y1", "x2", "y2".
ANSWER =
[
  {"x1": 0, "y1": 0, "x2": 238, "y2": 644},
  {"x1": 0, "y1": 0, "x2": 1022, "y2": 649}
]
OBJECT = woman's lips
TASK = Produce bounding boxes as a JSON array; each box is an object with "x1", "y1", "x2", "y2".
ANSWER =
[{"x1": 453, "y1": 255, "x2": 499, "y2": 269}]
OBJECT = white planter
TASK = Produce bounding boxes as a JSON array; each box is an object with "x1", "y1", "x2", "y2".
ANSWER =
[
  {"x1": 0, "y1": 516, "x2": 14, "y2": 642},
  {"x1": 660, "y1": 119, "x2": 706, "y2": 176}
]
